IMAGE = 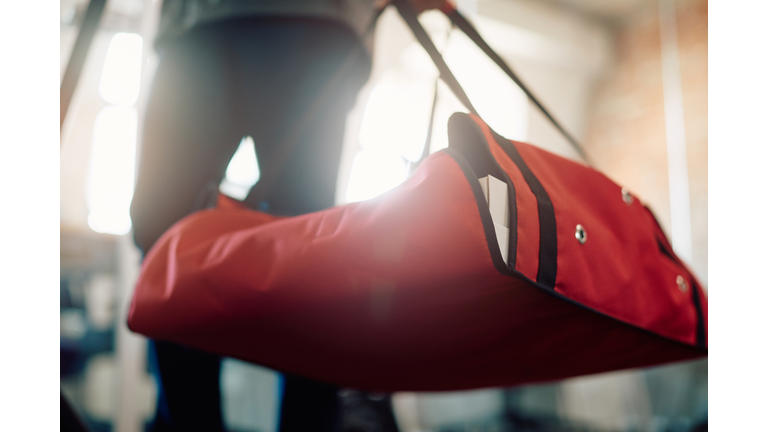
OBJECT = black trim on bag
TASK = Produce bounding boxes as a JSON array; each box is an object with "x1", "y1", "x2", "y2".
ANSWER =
[
  {"x1": 441, "y1": 147, "x2": 511, "y2": 274},
  {"x1": 442, "y1": 148, "x2": 510, "y2": 275},
  {"x1": 488, "y1": 129, "x2": 558, "y2": 289},
  {"x1": 655, "y1": 230, "x2": 707, "y2": 350},
  {"x1": 657, "y1": 238, "x2": 676, "y2": 261},
  {"x1": 440, "y1": 148, "x2": 707, "y2": 354},
  {"x1": 690, "y1": 280, "x2": 706, "y2": 349},
  {"x1": 445, "y1": 114, "x2": 518, "y2": 271}
]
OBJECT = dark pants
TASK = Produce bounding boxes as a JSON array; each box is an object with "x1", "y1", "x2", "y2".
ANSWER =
[{"x1": 131, "y1": 17, "x2": 372, "y2": 432}]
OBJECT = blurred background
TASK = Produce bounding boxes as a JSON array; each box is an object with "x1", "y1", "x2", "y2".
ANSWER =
[{"x1": 60, "y1": 0, "x2": 707, "y2": 430}]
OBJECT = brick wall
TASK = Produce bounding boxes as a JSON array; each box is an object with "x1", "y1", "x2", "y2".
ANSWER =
[{"x1": 583, "y1": 0, "x2": 708, "y2": 286}]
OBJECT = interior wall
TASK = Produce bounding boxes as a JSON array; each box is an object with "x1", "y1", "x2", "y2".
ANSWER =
[
  {"x1": 477, "y1": 0, "x2": 613, "y2": 160},
  {"x1": 581, "y1": 0, "x2": 708, "y2": 285}
]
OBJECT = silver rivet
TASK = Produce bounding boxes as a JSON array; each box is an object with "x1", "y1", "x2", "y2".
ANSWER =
[
  {"x1": 575, "y1": 224, "x2": 587, "y2": 244},
  {"x1": 621, "y1": 187, "x2": 634, "y2": 205},
  {"x1": 676, "y1": 275, "x2": 688, "y2": 293}
]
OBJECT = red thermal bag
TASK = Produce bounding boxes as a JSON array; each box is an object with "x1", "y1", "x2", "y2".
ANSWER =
[{"x1": 128, "y1": 112, "x2": 707, "y2": 392}]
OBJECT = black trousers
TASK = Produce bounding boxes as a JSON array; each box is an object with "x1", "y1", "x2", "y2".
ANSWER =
[{"x1": 131, "y1": 17, "x2": 372, "y2": 432}]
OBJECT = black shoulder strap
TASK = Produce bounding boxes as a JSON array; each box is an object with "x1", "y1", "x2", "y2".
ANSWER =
[
  {"x1": 391, "y1": 0, "x2": 477, "y2": 116},
  {"x1": 410, "y1": 26, "x2": 453, "y2": 174},
  {"x1": 393, "y1": 0, "x2": 591, "y2": 165}
]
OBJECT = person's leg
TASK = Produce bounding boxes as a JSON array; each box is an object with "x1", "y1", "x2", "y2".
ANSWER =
[
  {"x1": 132, "y1": 24, "x2": 247, "y2": 432},
  {"x1": 221, "y1": 18, "x2": 373, "y2": 432},
  {"x1": 148, "y1": 341, "x2": 225, "y2": 432},
  {"x1": 133, "y1": 16, "x2": 396, "y2": 432},
  {"x1": 133, "y1": 18, "x2": 365, "y2": 431},
  {"x1": 130, "y1": 24, "x2": 245, "y2": 255},
  {"x1": 338, "y1": 391, "x2": 402, "y2": 432},
  {"x1": 278, "y1": 374, "x2": 340, "y2": 432},
  {"x1": 213, "y1": 18, "x2": 401, "y2": 432},
  {"x1": 226, "y1": 17, "x2": 373, "y2": 216}
]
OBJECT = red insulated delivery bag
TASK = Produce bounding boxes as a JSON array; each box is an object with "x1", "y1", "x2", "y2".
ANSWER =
[{"x1": 128, "y1": 112, "x2": 707, "y2": 392}]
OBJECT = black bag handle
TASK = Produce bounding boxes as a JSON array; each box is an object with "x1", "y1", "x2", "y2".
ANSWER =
[
  {"x1": 392, "y1": 0, "x2": 591, "y2": 165},
  {"x1": 409, "y1": 25, "x2": 454, "y2": 174},
  {"x1": 391, "y1": 0, "x2": 478, "y2": 117}
]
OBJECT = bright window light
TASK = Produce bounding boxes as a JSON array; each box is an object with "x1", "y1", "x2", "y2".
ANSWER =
[
  {"x1": 99, "y1": 33, "x2": 143, "y2": 106},
  {"x1": 358, "y1": 82, "x2": 433, "y2": 162},
  {"x1": 87, "y1": 106, "x2": 138, "y2": 235},
  {"x1": 443, "y1": 33, "x2": 528, "y2": 141},
  {"x1": 343, "y1": 30, "x2": 530, "y2": 205},
  {"x1": 345, "y1": 149, "x2": 408, "y2": 203},
  {"x1": 219, "y1": 136, "x2": 260, "y2": 201}
]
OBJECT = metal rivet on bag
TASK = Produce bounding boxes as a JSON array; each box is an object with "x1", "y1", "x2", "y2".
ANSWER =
[
  {"x1": 621, "y1": 187, "x2": 634, "y2": 205},
  {"x1": 676, "y1": 275, "x2": 688, "y2": 293},
  {"x1": 575, "y1": 224, "x2": 587, "y2": 244}
]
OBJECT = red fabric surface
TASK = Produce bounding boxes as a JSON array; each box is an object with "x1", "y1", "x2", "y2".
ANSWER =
[
  {"x1": 128, "y1": 114, "x2": 706, "y2": 391},
  {"x1": 509, "y1": 138, "x2": 701, "y2": 346}
]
